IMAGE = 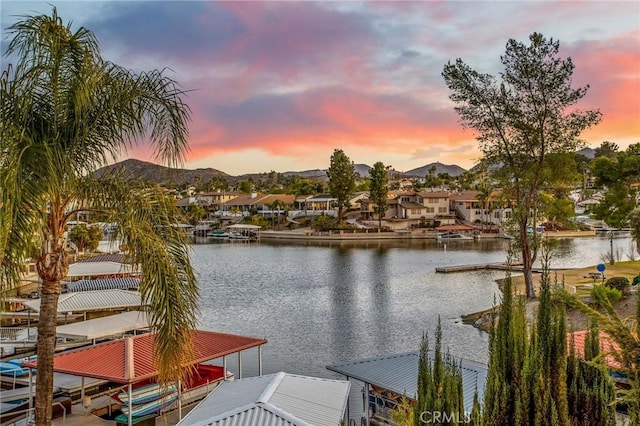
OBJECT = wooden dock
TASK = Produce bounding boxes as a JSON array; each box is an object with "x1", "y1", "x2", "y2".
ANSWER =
[{"x1": 435, "y1": 262, "x2": 519, "y2": 273}]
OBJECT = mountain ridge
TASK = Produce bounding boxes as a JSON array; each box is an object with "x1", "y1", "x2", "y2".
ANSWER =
[{"x1": 94, "y1": 159, "x2": 468, "y2": 186}]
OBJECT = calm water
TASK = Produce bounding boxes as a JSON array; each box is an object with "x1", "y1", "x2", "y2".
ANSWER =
[{"x1": 191, "y1": 235, "x2": 635, "y2": 379}]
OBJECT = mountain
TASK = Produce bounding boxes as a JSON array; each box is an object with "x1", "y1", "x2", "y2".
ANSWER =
[
  {"x1": 94, "y1": 159, "x2": 230, "y2": 186},
  {"x1": 403, "y1": 162, "x2": 466, "y2": 177},
  {"x1": 576, "y1": 147, "x2": 596, "y2": 159},
  {"x1": 95, "y1": 159, "x2": 469, "y2": 186},
  {"x1": 354, "y1": 164, "x2": 372, "y2": 177}
]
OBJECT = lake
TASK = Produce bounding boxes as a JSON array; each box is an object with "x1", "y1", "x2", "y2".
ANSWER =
[{"x1": 191, "y1": 234, "x2": 635, "y2": 379}]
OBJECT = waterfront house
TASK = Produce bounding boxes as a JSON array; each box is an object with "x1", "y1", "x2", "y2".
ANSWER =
[
  {"x1": 304, "y1": 193, "x2": 337, "y2": 212},
  {"x1": 221, "y1": 193, "x2": 295, "y2": 216},
  {"x1": 177, "y1": 372, "x2": 351, "y2": 426},
  {"x1": 449, "y1": 190, "x2": 513, "y2": 229}
]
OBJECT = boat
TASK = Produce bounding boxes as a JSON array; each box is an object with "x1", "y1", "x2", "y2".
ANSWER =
[
  {"x1": 436, "y1": 231, "x2": 473, "y2": 241},
  {"x1": 0, "y1": 361, "x2": 28, "y2": 377},
  {"x1": 228, "y1": 231, "x2": 251, "y2": 240},
  {"x1": 116, "y1": 382, "x2": 178, "y2": 405},
  {"x1": 207, "y1": 230, "x2": 229, "y2": 239},
  {"x1": 119, "y1": 392, "x2": 178, "y2": 417},
  {"x1": 113, "y1": 363, "x2": 232, "y2": 420}
]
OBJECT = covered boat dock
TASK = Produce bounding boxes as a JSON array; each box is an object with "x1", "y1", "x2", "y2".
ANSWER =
[{"x1": 22, "y1": 330, "x2": 268, "y2": 426}]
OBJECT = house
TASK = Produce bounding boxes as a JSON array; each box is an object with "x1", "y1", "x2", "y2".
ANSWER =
[
  {"x1": 449, "y1": 190, "x2": 513, "y2": 228},
  {"x1": 198, "y1": 191, "x2": 241, "y2": 210},
  {"x1": 360, "y1": 190, "x2": 453, "y2": 227},
  {"x1": 221, "y1": 193, "x2": 295, "y2": 215},
  {"x1": 304, "y1": 193, "x2": 337, "y2": 211}
]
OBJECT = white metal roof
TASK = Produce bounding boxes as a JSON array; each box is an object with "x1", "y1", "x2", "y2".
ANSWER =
[
  {"x1": 327, "y1": 351, "x2": 488, "y2": 413},
  {"x1": 66, "y1": 261, "x2": 141, "y2": 277},
  {"x1": 56, "y1": 311, "x2": 149, "y2": 340},
  {"x1": 65, "y1": 277, "x2": 140, "y2": 292},
  {"x1": 178, "y1": 372, "x2": 350, "y2": 426},
  {"x1": 21, "y1": 289, "x2": 144, "y2": 313},
  {"x1": 227, "y1": 224, "x2": 261, "y2": 229}
]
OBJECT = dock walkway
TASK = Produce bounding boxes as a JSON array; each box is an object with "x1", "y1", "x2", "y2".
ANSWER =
[{"x1": 435, "y1": 263, "x2": 516, "y2": 273}]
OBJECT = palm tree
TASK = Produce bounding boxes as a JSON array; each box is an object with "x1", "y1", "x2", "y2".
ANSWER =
[{"x1": 0, "y1": 9, "x2": 199, "y2": 425}]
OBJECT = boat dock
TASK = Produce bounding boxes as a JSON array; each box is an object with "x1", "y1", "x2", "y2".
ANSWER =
[{"x1": 435, "y1": 262, "x2": 515, "y2": 273}]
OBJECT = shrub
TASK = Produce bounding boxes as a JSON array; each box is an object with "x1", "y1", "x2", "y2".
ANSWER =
[
  {"x1": 313, "y1": 215, "x2": 336, "y2": 231},
  {"x1": 593, "y1": 286, "x2": 622, "y2": 303},
  {"x1": 604, "y1": 276, "x2": 631, "y2": 297}
]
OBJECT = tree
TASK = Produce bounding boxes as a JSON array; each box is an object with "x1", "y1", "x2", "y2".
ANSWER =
[
  {"x1": 594, "y1": 141, "x2": 620, "y2": 159},
  {"x1": 238, "y1": 179, "x2": 254, "y2": 194},
  {"x1": 591, "y1": 145, "x2": 640, "y2": 229},
  {"x1": 630, "y1": 208, "x2": 640, "y2": 254},
  {"x1": 483, "y1": 267, "x2": 529, "y2": 425},
  {"x1": 0, "y1": 9, "x2": 198, "y2": 425},
  {"x1": 326, "y1": 148, "x2": 356, "y2": 223},
  {"x1": 68, "y1": 224, "x2": 103, "y2": 253},
  {"x1": 185, "y1": 203, "x2": 208, "y2": 226},
  {"x1": 443, "y1": 32, "x2": 601, "y2": 298},
  {"x1": 414, "y1": 317, "x2": 466, "y2": 426},
  {"x1": 424, "y1": 166, "x2": 442, "y2": 189},
  {"x1": 561, "y1": 286, "x2": 640, "y2": 424},
  {"x1": 566, "y1": 322, "x2": 616, "y2": 426},
  {"x1": 369, "y1": 161, "x2": 389, "y2": 229}
]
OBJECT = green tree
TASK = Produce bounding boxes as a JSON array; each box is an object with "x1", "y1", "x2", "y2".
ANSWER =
[
  {"x1": 566, "y1": 322, "x2": 616, "y2": 426},
  {"x1": 0, "y1": 10, "x2": 198, "y2": 425},
  {"x1": 522, "y1": 244, "x2": 569, "y2": 426},
  {"x1": 185, "y1": 203, "x2": 208, "y2": 226},
  {"x1": 562, "y1": 285, "x2": 640, "y2": 424},
  {"x1": 68, "y1": 224, "x2": 103, "y2": 253},
  {"x1": 629, "y1": 208, "x2": 640, "y2": 254},
  {"x1": 424, "y1": 166, "x2": 442, "y2": 189},
  {"x1": 414, "y1": 317, "x2": 465, "y2": 426},
  {"x1": 594, "y1": 141, "x2": 620, "y2": 159},
  {"x1": 442, "y1": 33, "x2": 601, "y2": 298},
  {"x1": 483, "y1": 268, "x2": 529, "y2": 425},
  {"x1": 591, "y1": 145, "x2": 640, "y2": 229},
  {"x1": 326, "y1": 148, "x2": 356, "y2": 223},
  {"x1": 484, "y1": 243, "x2": 572, "y2": 426},
  {"x1": 369, "y1": 161, "x2": 389, "y2": 229},
  {"x1": 238, "y1": 179, "x2": 254, "y2": 194}
]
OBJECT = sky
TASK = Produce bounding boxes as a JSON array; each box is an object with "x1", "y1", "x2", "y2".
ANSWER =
[{"x1": 1, "y1": 1, "x2": 639, "y2": 175}]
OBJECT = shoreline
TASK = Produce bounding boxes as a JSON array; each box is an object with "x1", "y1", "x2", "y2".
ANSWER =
[
  {"x1": 260, "y1": 228, "x2": 597, "y2": 241},
  {"x1": 460, "y1": 260, "x2": 640, "y2": 333}
]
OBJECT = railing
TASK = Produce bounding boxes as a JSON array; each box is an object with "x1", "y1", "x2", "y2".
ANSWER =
[{"x1": 0, "y1": 401, "x2": 66, "y2": 426}]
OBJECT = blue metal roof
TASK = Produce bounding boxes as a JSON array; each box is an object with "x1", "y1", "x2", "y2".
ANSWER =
[{"x1": 326, "y1": 351, "x2": 487, "y2": 413}]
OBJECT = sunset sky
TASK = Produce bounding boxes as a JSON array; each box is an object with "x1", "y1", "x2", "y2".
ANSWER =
[{"x1": 2, "y1": 1, "x2": 639, "y2": 175}]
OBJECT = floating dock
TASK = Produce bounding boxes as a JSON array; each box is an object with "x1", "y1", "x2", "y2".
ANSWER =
[{"x1": 435, "y1": 263, "x2": 516, "y2": 273}]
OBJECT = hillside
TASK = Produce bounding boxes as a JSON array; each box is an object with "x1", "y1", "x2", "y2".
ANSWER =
[
  {"x1": 404, "y1": 162, "x2": 466, "y2": 177},
  {"x1": 94, "y1": 159, "x2": 230, "y2": 186}
]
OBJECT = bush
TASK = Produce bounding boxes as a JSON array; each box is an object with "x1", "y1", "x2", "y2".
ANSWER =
[
  {"x1": 604, "y1": 276, "x2": 631, "y2": 297},
  {"x1": 313, "y1": 215, "x2": 336, "y2": 231},
  {"x1": 593, "y1": 286, "x2": 622, "y2": 303}
]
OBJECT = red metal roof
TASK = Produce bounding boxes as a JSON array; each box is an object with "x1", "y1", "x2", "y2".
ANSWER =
[{"x1": 23, "y1": 330, "x2": 267, "y2": 383}]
